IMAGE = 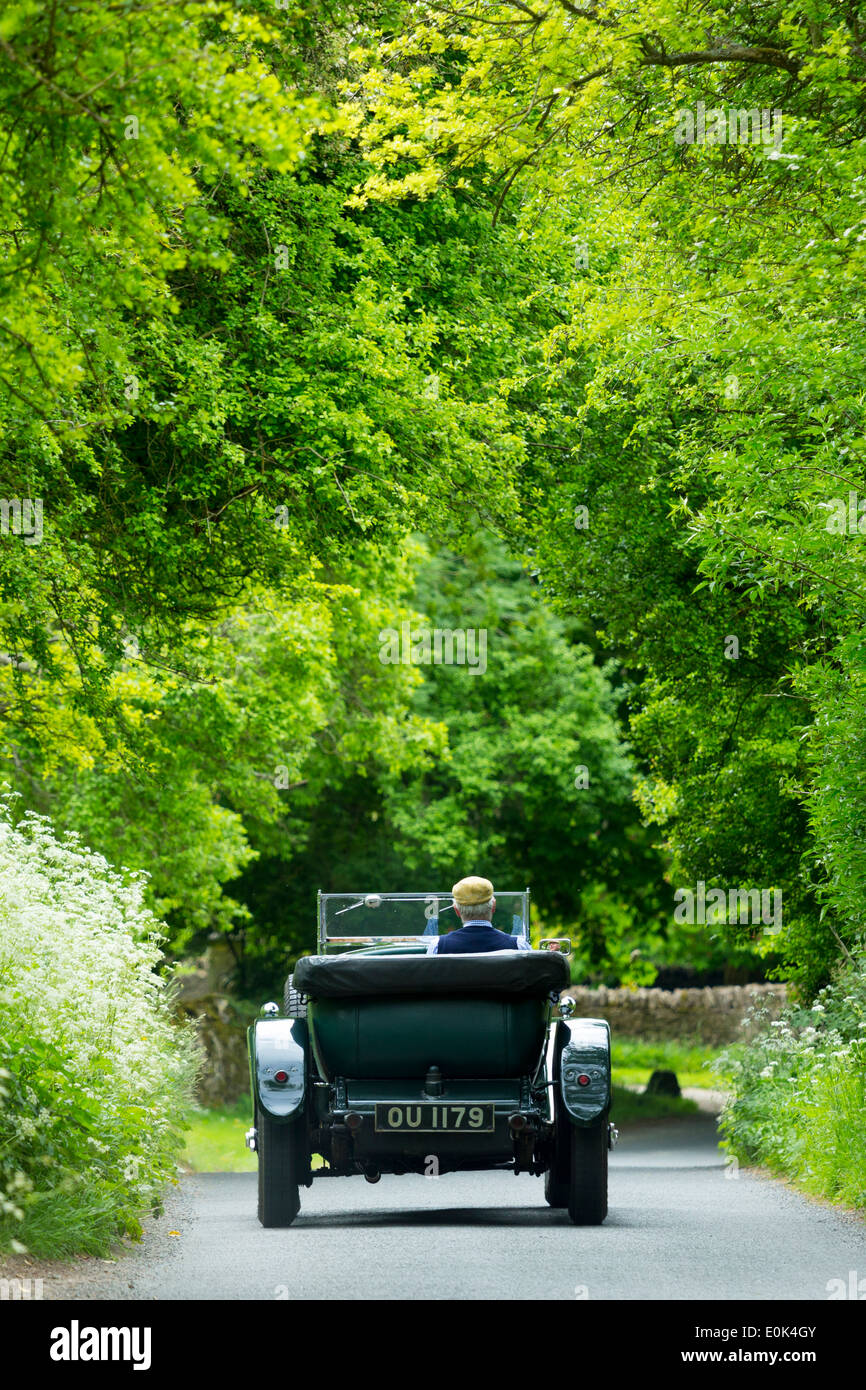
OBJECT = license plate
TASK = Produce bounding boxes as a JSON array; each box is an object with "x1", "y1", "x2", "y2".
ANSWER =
[{"x1": 374, "y1": 1103, "x2": 494, "y2": 1133}]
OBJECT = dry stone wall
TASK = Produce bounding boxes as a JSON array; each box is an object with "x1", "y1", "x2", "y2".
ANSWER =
[
  {"x1": 174, "y1": 951, "x2": 250, "y2": 1106},
  {"x1": 177, "y1": 995, "x2": 250, "y2": 1107},
  {"x1": 563, "y1": 982, "x2": 788, "y2": 1045}
]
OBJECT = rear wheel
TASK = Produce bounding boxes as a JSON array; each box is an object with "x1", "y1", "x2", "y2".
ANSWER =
[
  {"x1": 567, "y1": 1111, "x2": 608, "y2": 1225},
  {"x1": 544, "y1": 1121, "x2": 571, "y2": 1209},
  {"x1": 256, "y1": 1105, "x2": 303, "y2": 1228}
]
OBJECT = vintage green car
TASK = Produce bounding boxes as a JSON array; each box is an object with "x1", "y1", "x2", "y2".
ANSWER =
[{"x1": 246, "y1": 891, "x2": 615, "y2": 1227}]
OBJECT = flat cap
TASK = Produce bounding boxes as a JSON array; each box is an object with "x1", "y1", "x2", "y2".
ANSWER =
[{"x1": 451, "y1": 875, "x2": 494, "y2": 908}]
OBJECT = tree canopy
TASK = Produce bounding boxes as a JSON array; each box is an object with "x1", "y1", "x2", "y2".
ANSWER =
[{"x1": 2, "y1": 0, "x2": 865, "y2": 994}]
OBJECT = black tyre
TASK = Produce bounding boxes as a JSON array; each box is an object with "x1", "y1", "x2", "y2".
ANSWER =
[
  {"x1": 283, "y1": 973, "x2": 307, "y2": 1019},
  {"x1": 256, "y1": 1104, "x2": 303, "y2": 1228},
  {"x1": 544, "y1": 1121, "x2": 571, "y2": 1209},
  {"x1": 567, "y1": 1111, "x2": 609, "y2": 1225}
]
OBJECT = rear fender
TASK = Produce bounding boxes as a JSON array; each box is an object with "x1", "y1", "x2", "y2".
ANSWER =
[
  {"x1": 248, "y1": 1017, "x2": 307, "y2": 1120},
  {"x1": 559, "y1": 1017, "x2": 610, "y2": 1127}
]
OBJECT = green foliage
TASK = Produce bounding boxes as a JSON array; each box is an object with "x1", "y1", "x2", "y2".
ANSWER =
[
  {"x1": 0, "y1": 799, "x2": 196, "y2": 1257},
  {"x1": 228, "y1": 534, "x2": 673, "y2": 990},
  {"x1": 799, "y1": 637, "x2": 866, "y2": 955},
  {"x1": 382, "y1": 540, "x2": 645, "y2": 905},
  {"x1": 4, "y1": 0, "x2": 866, "y2": 1227},
  {"x1": 2, "y1": 99, "x2": 551, "y2": 935},
  {"x1": 346, "y1": 0, "x2": 866, "y2": 991},
  {"x1": 0, "y1": 37, "x2": 565, "y2": 962},
  {"x1": 12, "y1": 558, "x2": 441, "y2": 946},
  {"x1": 0, "y1": 0, "x2": 326, "y2": 415},
  {"x1": 4, "y1": 0, "x2": 865, "y2": 1024},
  {"x1": 719, "y1": 955, "x2": 866, "y2": 1208},
  {"x1": 4, "y1": 45, "x2": 670, "y2": 982}
]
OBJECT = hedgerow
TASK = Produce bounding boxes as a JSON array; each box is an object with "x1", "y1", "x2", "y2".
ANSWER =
[
  {"x1": 0, "y1": 795, "x2": 196, "y2": 1257},
  {"x1": 719, "y1": 957, "x2": 866, "y2": 1210}
]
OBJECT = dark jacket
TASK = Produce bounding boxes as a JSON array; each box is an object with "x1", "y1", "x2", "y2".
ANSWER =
[{"x1": 435, "y1": 923, "x2": 520, "y2": 954}]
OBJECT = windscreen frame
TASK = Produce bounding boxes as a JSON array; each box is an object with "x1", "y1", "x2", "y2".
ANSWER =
[{"x1": 316, "y1": 890, "x2": 531, "y2": 953}]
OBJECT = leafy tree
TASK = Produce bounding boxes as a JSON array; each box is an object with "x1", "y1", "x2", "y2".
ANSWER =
[
  {"x1": 231, "y1": 535, "x2": 674, "y2": 991},
  {"x1": 10, "y1": 551, "x2": 442, "y2": 945},
  {"x1": 0, "y1": 0, "x2": 330, "y2": 414},
  {"x1": 2, "y1": 113, "x2": 565, "y2": 954},
  {"x1": 8, "y1": 0, "x2": 864, "y2": 998},
  {"x1": 347, "y1": 0, "x2": 866, "y2": 990}
]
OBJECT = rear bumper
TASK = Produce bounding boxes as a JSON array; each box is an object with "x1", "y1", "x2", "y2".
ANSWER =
[
  {"x1": 346, "y1": 1078, "x2": 522, "y2": 1104},
  {"x1": 319, "y1": 1078, "x2": 546, "y2": 1172}
]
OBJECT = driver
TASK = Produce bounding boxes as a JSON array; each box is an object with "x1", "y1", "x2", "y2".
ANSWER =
[{"x1": 426, "y1": 876, "x2": 530, "y2": 954}]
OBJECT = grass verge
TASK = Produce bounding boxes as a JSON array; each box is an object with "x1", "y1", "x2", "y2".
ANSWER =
[
  {"x1": 609, "y1": 1083, "x2": 698, "y2": 1123},
  {"x1": 610, "y1": 1037, "x2": 726, "y2": 1090},
  {"x1": 182, "y1": 1098, "x2": 256, "y2": 1173}
]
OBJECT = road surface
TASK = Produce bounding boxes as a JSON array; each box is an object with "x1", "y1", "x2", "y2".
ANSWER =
[{"x1": 42, "y1": 1116, "x2": 866, "y2": 1301}]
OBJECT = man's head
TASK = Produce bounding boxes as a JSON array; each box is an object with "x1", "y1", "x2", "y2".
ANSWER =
[{"x1": 451, "y1": 876, "x2": 496, "y2": 922}]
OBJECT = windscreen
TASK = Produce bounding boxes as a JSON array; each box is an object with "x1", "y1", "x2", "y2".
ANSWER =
[{"x1": 320, "y1": 892, "x2": 529, "y2": 949}]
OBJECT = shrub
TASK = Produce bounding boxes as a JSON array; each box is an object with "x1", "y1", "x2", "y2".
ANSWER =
[
  {"x1": 0, "y1": 795, "x2": 196, "y2": 1257},
  {"x1": 719, "y1": 955, "x2": 866, "y2": 1209}
]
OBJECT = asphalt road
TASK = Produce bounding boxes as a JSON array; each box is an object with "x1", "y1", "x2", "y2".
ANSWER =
[{"x1": 50, "y1": 1115, "x2": 866, "y2": 1301}]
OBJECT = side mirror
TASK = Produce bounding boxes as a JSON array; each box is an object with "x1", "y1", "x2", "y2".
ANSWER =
[{"x1": 540, "y1": 937, "x2": 572, "y2": 957}]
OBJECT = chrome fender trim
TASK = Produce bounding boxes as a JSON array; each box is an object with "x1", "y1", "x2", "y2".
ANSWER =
[
  {"x1": 250, "y1": 1017, "x2": 307, "y2": 1120},
  {"x1": 559, "y1": 1017, "x2": 611, "y2": 1126}
]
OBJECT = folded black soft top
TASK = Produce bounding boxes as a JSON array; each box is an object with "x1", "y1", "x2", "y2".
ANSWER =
[{"x1": 293, "y1": 950, "x2": 570, "y2": 1000}]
